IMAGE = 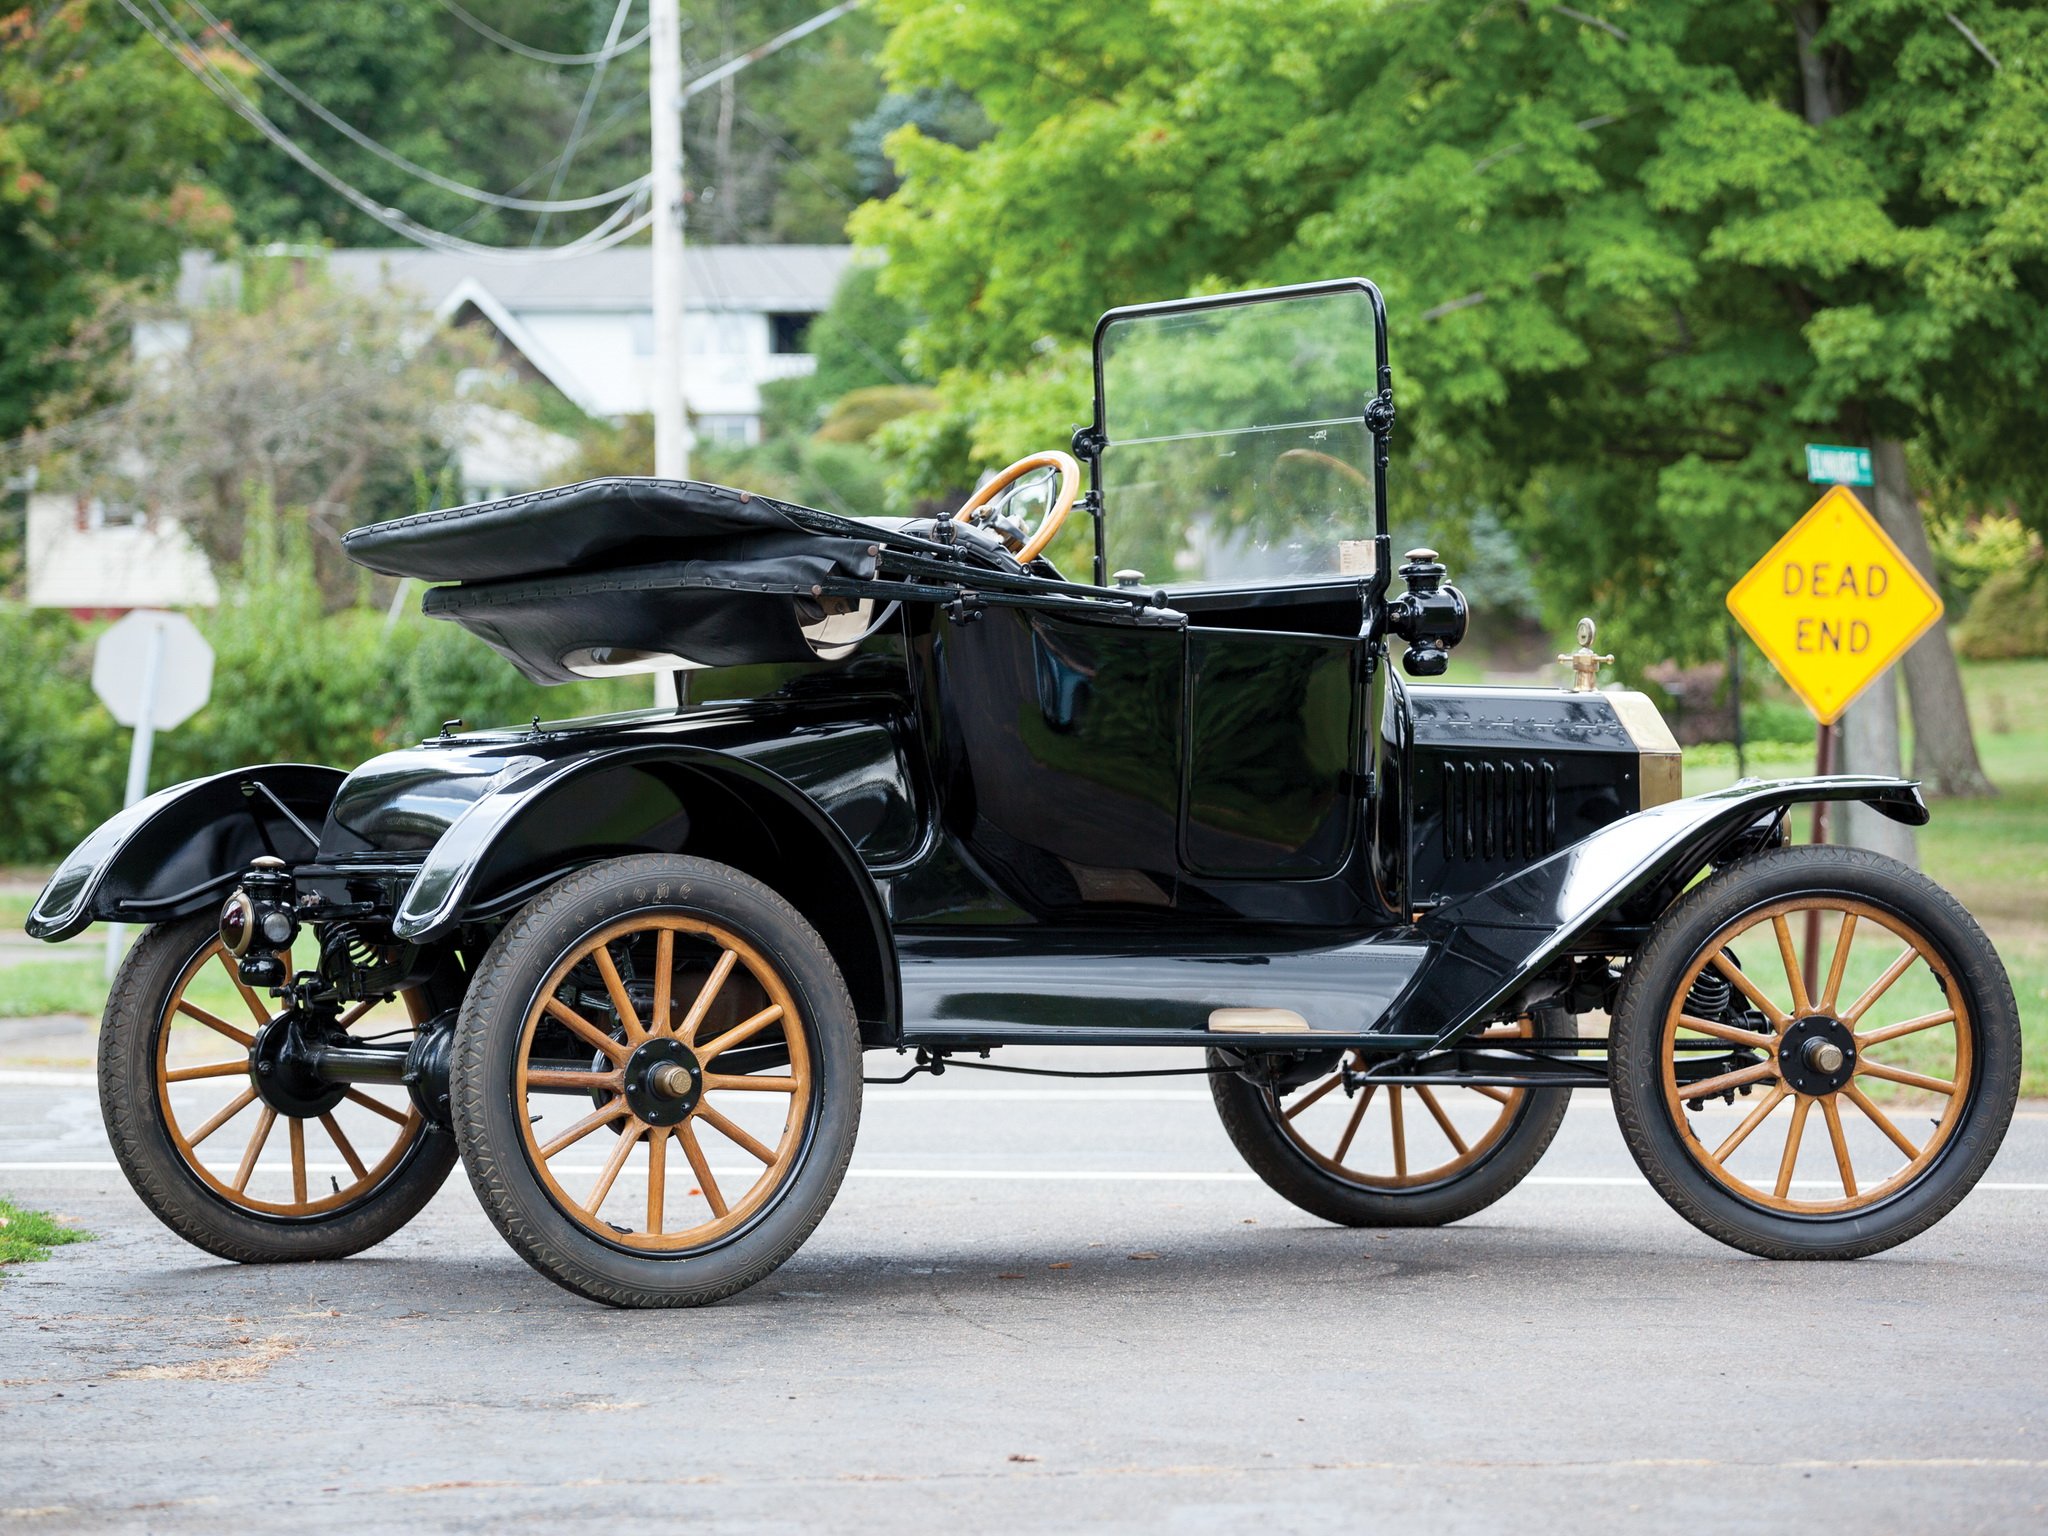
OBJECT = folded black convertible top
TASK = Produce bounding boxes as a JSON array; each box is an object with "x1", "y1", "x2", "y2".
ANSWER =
[{"x1": 343, "y1": 477, "x2": 842, "y2": 583}]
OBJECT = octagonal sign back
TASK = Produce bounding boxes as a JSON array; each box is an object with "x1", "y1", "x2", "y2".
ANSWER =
[{"x1": 1725, "y1": 486, "x2": 1942, "y2": 726}]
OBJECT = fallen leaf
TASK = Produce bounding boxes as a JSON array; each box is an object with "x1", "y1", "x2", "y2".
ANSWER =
[
  {"x1": 1047, "y1": 1262, "x2": 1072, "y2": 1270},
  {"x1": 1127, "y1": 1252, "x2": 1158, "y2": 1261},
  {"x1": 997, "y1": 1273, "x2": 1024, "y2": 1280},
  {"x1": 1008, "y1": 1454, "x2": 1039, "y2": 1463}
]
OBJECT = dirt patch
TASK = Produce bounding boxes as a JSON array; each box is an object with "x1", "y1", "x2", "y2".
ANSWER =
[{"x1": 108, "y1": 1335, "x2": 298, "y2": 1382}]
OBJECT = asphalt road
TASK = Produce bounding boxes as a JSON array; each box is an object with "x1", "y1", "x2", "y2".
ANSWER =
[{"x1": 2, "y1": 1043, "x2": 2045, "y2": 1533}]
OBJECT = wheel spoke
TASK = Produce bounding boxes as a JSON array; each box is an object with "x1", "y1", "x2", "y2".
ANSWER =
[
  {"x1": 1841, "y1": 944, "x2": 1918, "y2": 1026},
  {"x1": 1843, "y1": 1083, "x2": 1921, "y2": 1159},
  {"x1": 186, "y1": 1086, "x2": 257, "y2": 1148},
  {"x1": 289, "y1": 1117, "x2": 308, "y2": 1205},
  {"x1": 1677, "y1": 1013, "x2": 1776, "y2": 1051},
  {"x1": 343, "y1": 1088, "x2": 409, "y2": 1126},
  {"x1": 1414, "y1": 1085, "x2": 1469, "y2": 1156},
  {"x1": 320, "y1": 1113, "x2": 368, "y2": 1182},
  {"x1": 586, "y1": 1120, "x2": 645, "y2": 1213},
  {"x1": 1332, "y1": 1085, "x2": 1376, "y2": 1162},
  {"x1": 1682, "y1": 1060, "x2": 1776, "y2": 1102},
  {"x1": 538, "y1": 1098, "x2": 627, "y2": 1158},
  {"x1": 177, "y1": 1000, "x2": 254, "y2": 1049},
  {"x1": 524, "y1": 1067, "x2": 624, "y2": 1093},
  {"x1": 1283, "y1": 1072, "x2": 1344, "y2": 1121},
  {"x1": 592, "y1": 942, "x2": 645, "y2": 1045},
  {"x1": 1710, "y1": 951, "x2": 1790, "y2": 1029},
  {"x1": 1709, "y1": 1082, "x2": 1788, "y2": 1163},
  {"x1": 697, "y1": 1004, "x2": 786, "y2": 1065},
  {"x1": 1820, "y1": 912, "x2": 1857, "y2": 1013},
  {"x1": 544, "y1": 996, "x2": 629, "y2": 1063},
  {"x1": 1856, "y1": 1059, "x2": 1955, "y2": 1096},
  {"x1": 1389, "y1": 1086, "x2": 1408, "y2": 1180},
  {"x1": 337, "y1": 999, "x2": 378, "y2": 1030},
  {"x1": 677, "y1": 1121, "x2": 726, "y2": 1216},
  {"x1": 1820, "y1": 1095, "x2": 1857, "y2": 1198},
  {"x1": 1469, "y1": 1083, "x2": 1513, "y2": 1106},
  {"x1": 651, "y1": 929, "x2": 675, "y2": 1036},
  {"x1": 1856, "y1": 1009, "x2": 1956, "y2": 1049},
  {"x1": 233, "y1": 1105, "x2": 277, "y2": 1192},
  {"x1": 1773, "y1": 1096, "x2": 1812, "y2": 1199},
  {"x1": 704, "y1": 1072, "x2": 797, "y2": 1094},
  {"x1": 164, "y1": 1059, "x2": 248, "y2": 1084},
  {"x1": 646, "y1": 1126, "x2": 669, "y2": 1235},
  {"x1": 676, "y1": 950, "x2": 738, "y2": 1045},
  {"x1": 697, "y1": 1102, "x2": 776, "y2": 1164},
  {"x1": 1772, "y1": 915, "x2": 1812, "y2": 1017}
]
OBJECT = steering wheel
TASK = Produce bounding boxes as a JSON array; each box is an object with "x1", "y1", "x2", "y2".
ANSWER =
[{"x1": 953, "y1": 451, "x2": 1080, "y2": 566}]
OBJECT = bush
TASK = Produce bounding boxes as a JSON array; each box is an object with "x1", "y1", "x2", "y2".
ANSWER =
[
  {"x1": 1956, "y1": 565, "x2": 2048, "y2": 660},
  {"x1": 0, "y1": 609, "x2": 125, "y2": 863}
]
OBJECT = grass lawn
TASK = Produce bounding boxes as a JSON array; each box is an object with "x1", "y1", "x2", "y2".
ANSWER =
[
  {"x1": 4, "y1": 661, "x2": 2042, "y2": 1090},
  {"x1": 0, "y1": 1197, "x2": 91, "y2": 1268}
]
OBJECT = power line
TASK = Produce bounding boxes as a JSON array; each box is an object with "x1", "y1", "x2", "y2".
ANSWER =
[
  {"x1": 532, "y1": 0, "x2": 640, "y2": 242},
  {"x1": 173, "y1": 0, "x2": 650, "y2": 215},
  {"x1": 434, "y1": 0, "x2": 652, "y2": 66},
  {"x1": 121, "y1": 0, "x2": 654, "y2": 262}
]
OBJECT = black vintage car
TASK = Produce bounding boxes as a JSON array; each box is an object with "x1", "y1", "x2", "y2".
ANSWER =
[{"x1": 29, "y1": 281, "x2": 2018, "y2": 1307}]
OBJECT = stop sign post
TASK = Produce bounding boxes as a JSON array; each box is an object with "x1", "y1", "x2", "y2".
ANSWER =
[{"x1": 92, "y1": 611, "x2": 214, "y2": 976}]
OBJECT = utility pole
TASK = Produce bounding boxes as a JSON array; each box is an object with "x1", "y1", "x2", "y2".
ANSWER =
[{"x1": 649, "y1": 0, "x2": 688, "y2": 484}]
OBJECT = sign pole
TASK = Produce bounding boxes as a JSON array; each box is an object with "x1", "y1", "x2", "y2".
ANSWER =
[
  {"x1": 1801, "y1": 719, "x2": 1836, "y2": 1001},
  {"x1": 104, "y1": 620, "x2": 167, "y2": 981}
]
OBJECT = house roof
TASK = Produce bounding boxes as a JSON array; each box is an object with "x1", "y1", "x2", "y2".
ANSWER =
[{"x1": 175, "y1": 245, "x2": 852, "y2": 316}]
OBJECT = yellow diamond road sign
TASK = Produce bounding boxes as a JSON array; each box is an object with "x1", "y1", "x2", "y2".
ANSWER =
[{"x1": 1726, "y1": 485, "x2": 1943, "y2": 725}]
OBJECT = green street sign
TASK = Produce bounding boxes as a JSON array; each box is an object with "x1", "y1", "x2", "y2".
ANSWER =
[{"x1": 1806, "y1": 443, "x2": 1873, "y2": 487}]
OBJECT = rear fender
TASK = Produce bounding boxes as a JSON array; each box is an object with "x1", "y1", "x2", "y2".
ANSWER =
[
  {"x1": 25, "y1": 764, "x2": 343, "y2": 942},
  {"x1": 1390, "y1": 776, "x2": 1929, "y2": 1045},
  {"x1": 392, "y1": 745, "x2": 900, "y2": 1042}
]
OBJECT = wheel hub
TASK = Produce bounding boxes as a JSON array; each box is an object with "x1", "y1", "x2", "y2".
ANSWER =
[
  {"x1": 1778, "y1": 1014, "x2": 1858, "y2": 1096},
  {"x1": 623, "y1": 1037, "x2": 703, "y2": 1126},
  {"x1": 249, "y1": 1017, "x2": 347, "y2": 1118}
]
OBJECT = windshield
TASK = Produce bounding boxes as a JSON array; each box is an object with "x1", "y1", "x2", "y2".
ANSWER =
[{"x1": 1096, "y1": 288, "x2": 1382, "y2": 588}]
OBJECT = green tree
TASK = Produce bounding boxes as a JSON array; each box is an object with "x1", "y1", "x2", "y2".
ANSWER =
[
  {"x1": 0, "y1": 0, "x2": 234, "y2": 442},
  {"x1": 856, "y1": 0, "x2": 2048, "y2": 797}
]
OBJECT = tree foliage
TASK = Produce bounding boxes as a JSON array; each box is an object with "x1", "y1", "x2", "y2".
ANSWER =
[{"x1": 855, "y1": 0, "x2": 2048, "y2": 664}]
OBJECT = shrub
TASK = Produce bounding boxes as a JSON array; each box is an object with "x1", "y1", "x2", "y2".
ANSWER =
[{"x1": 1956, "y1": 566, "x2": 2048, "y2": 661}]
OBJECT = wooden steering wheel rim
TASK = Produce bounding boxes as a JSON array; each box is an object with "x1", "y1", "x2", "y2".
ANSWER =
[{"x1": 952, "y1": 450, "x2": 1080, "y2": 565}]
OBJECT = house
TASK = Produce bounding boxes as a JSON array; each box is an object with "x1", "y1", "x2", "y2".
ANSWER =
[
  {"x1": 23, "y1": 488, "x2": 220, "y2": 615},
  {"x1": 171, "y1": 244, "x2": 852, "y2": 449}
]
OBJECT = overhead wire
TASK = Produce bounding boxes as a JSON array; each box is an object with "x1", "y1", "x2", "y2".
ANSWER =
[
  {"x1": 434, "y1": 0, "x2": 652, "y2": 66},
  {"x1": 532, "y1": 0, "x2": 641, "y2": 242},
  {"x1": 120, "y1": 0, "x2": 653, "y2": 262},
  {"x1": 170, "y1": 0, "x2": 650, "y2": 214}
]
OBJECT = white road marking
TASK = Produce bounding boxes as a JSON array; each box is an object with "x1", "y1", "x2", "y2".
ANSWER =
[{"x1": 0, "y1": 1159, "x2": 2044, "y2": 1191}]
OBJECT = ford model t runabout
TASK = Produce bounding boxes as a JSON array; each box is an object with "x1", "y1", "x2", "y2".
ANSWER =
[{"x1": 30, "y1": 282, "x2": 2018, "y2": 1306}]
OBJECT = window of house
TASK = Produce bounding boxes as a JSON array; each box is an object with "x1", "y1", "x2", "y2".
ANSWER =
[{"x1": 768, "y1": 312, "x2": 816, "y2": 355}]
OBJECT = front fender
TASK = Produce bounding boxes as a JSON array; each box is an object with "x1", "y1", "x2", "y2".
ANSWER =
[
  {"x1": 1390, "y1": 775, "x2": 1929, "y2": 1044},
  {"x1": 25, "y1": 764, "x2": 344, "y2": 942},
  {"x1": 390, "y1": 742, "x2": 901, "y2": 1038}
]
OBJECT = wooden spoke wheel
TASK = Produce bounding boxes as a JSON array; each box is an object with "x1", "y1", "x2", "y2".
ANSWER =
[
  {"x1": 1612, "y1": 846, "x2": 2019, "y2": 1259},
  {"x1": 452, "y1": 854, "x2": 861, "y2": 1308},
  {"x1": 99, "y1": 913, "x2": 456, "y2": 1264},
  {"x1": 1209, "y1": 1016, "x2": 1572, "y2": 1227}
]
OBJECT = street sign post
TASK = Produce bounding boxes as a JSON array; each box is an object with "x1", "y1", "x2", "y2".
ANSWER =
[
  {"x1": 92, "y1": 610, "x2": 214, "y2": 976},
  {"x1": 1806, "y1": 443, "x2": 1874, "y2": 486},
  {"x1": 1725, "y1": 485, "x2": 1942, "y2": 726}
]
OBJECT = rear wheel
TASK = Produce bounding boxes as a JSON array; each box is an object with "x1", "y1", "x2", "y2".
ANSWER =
[
  {"x1": 1610, "y1": 845, "x2": 2019, "y2": 1258},
  {"x1": 451, "y1": 855, "x2": 861, "y2": 1307},
  {"x1": 99, "y1": 913, "x2": 455, "y2": 1263},
  {"x1": 1210, "y1": 1016, "x2": 1571, "y2": 1226}
]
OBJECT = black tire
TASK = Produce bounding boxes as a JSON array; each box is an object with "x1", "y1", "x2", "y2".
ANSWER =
[
  {"x1": 451, "y1": 854, "x2": 861, "y2": 1308},
  {"x1": 1209, "y1": 1018, "x2": 1573, "y2": 1227},
  {"x1": 1610, "y1": 844, "x2": 2020, "y2": 1259},
  {"x1": 98, "y1": 913, "x2": 456, "y2": 1264}
]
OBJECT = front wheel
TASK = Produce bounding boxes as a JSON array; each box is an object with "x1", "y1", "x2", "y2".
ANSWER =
[
  {"x1": 1610, "y1": 845, "x2": 2019, "y2": 1259},
  {"x1": 451, "y1": 855, "x2": 861, "y2": 1307}
]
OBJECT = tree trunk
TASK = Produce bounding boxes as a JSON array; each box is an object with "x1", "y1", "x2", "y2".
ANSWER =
[
  {"x1": 1836, "y1": 672, "x2": 1918, "y2": 866},
  {"x1": 1869, "y1": 439, "x2": 1996, "y2": 798}
]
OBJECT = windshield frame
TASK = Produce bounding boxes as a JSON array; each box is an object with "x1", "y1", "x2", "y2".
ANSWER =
[{"x1": 1078, "y1": 278, "x2": 1394, "y2": 596}]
